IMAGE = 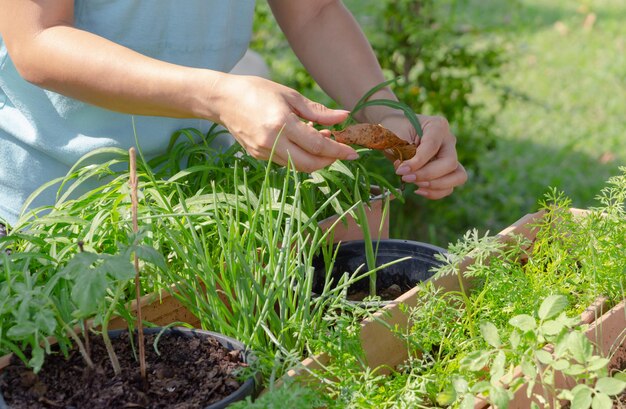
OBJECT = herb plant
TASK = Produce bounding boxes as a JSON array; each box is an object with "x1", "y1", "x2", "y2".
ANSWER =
[{"x1": 262, "y1": 168, "x2": 626, "y2": 408}]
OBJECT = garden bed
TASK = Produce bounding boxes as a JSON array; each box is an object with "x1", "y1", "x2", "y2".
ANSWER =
[
  {"x1": 0, "y1": 329, "x2": 250, "y2": 409},
  {"x1": 280, "y1": 206, "x2": 626, "y2": 407}
]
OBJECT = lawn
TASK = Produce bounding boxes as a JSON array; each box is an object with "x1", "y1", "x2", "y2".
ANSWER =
[{"x1": 450, "y1": 0, "x2": 626, "y2": 236}]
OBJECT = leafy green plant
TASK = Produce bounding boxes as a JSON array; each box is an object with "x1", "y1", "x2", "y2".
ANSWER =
[
  {"x1": 271, "y1": 168, "x2": 626, "y2": 408},
  {"x1": 1, "y1": 116, "x2": 404, "y2": 386},
  {"x1": 0, "y1": 146, "x2": 168, "y2": 376},
  {"x1": 462, "y1": 295, "x2": 626, "y2": 409},
  {"x1": 143, "y1": 148, "x2": 394, "y2": 378},
  {"x1": 0, "y1": 229, "x2": 164, "y2": 374}
]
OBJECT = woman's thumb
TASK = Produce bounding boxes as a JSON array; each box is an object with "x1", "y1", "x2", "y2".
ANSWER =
[{"x1": 290, "y1": 95, "x2": 350, "y2": 126}]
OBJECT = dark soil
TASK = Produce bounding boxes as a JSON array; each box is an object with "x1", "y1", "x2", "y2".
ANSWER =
[
  {"x1": 346, "y1": 283, "x2": 404, "y2": 302},
  {"x1": 0, "y1": 330, "x2": 248, "y2": 409}
]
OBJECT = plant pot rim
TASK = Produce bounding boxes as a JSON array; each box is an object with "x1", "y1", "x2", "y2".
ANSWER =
[
  {"x1": 330, "y1": 238, "x2": 447, "y2": 253},
  {"x1": 312, "y1": 238, "x2": 447, "y2": 306}
]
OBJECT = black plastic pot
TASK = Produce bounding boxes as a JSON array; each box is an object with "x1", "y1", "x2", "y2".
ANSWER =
[
  {"x1": 312, "y1": 239, "x2": 447, "y2": 302},
  {"x1": 0, "y1": 327, "x2": 258, "y2": 409}
]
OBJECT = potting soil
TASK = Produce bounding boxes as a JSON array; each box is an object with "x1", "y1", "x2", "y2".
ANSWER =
[{"x1": 0, "y1": 331, "x2": 247, "y2": 408}]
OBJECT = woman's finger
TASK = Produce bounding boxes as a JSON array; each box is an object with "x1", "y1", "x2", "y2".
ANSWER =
[
  {"x1": 284, "y1": 115, "x2": 358, "y2": 161},
  {"x1": 413, "y1": 163, "x2": 468, "y2": 198}
]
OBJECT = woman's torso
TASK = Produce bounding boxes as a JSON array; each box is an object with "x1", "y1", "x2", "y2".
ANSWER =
[{"x1": 0, "y1": 0, "x2": 255, "y2": 224}]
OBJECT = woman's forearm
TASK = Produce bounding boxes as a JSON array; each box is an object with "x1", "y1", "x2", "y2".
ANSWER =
[
  {"x1": 0, "y1": 0, "x2": 367, "y2": 173},
  {"x1": 269, "y1": 0, "x2": 401, "y2": 123},
  {"x1": 7, "y1": 25, "x2": 224, "y2": 121}
]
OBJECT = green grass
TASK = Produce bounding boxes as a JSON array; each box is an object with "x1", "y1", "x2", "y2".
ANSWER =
[
  {"x1": 464, "y1": 0, "x2": 626, "y2": 195},
  {"x1": 420, "y1": 0, "x2": 626, "y2": 241}
]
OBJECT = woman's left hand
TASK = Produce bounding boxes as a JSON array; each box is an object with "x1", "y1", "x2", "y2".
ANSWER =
[{"x1": 379, "y1": 113, "x2": 468, "y2": 199}]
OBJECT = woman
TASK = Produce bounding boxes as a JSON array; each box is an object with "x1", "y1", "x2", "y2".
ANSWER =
[{"x1": 0, "y1": 0, "x2": 467, "y2": 227}]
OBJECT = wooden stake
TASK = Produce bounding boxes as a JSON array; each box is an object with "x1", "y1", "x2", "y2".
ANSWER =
[
  {"x1": 129, "y1": 147, "x2": 146, "y2": 380},
  {"x1": 77, "y1": 240, "x2": 91, "y2": 358}
]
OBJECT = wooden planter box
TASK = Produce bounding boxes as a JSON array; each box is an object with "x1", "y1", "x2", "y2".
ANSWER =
[
  {"x1": 283, "y1": 209, "x2": 555, "y2": 381},
  {"x1": 282, "y1": 208, "x2": 624, "y2": 406},
  {"x1": 503, "y1": 300, "x2": 626, "y2": 408}
]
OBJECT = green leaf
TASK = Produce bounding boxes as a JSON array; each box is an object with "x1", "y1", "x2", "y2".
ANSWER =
[
  {"x1": 327, "y1": 160, "x2": 356, "y2": 179},
  {"x1": 542, "y1": 369, "x2": 555, "y2": 385},
  {"x1": 490, "y1": 385, "x2": 510, "y2": 408},
  {"x1": 490, "y1": 350, "x2": 506, "y2": 382},
  {"x1": 460, "y1": 394, "x2": 476, "y2": 409},
  {"x1": 6, "y1": 322, "x2": 37, "y2": 339},
  {"x1": 553, "y1": 332, "x2": 570, "y2": 358},
  {"x1": 538, "y1": 295, "x2": 568, "y2": 320},
  {"x1": 470, "y1": 380, "x2": 491, "y2": 394},
  {"x1": 509, "y1": 314, "x2": 536, "y2": 332},
  {"x1": 595, "y1": 377, "x2": 626, "y2": 395},
  {"x1": 461, "y1": 350, "x2": 491, "y2": 372},
  {"x1": 436, "y1": 384, "x2": 457, "y2": 406},
  {"x1": 541, "y1": 319, "x2": 565, "y2": 336},
  {"x1": 560, "y1": 389, "x2": 574, "y2": 401},
  {"x1": 452, "y1": 377, "x2": 469, "y2": 394},
  {"x1": 351, "y1": 77, "x2": 399, "y2": 114},
  {"x1": 71, "y1": 270, "x2": 107, "y2": 315},
  {"x1": 34, "y1": 309, "x2": 56, "y2": 335},
  {"x1": 510, "y1": 329, "x2": 521, "y2": 349},
  {"x1": 28, "y1": 345, "x2": 45, "y2": 374},
  {"x1": 535, "y1": 349, "x2": 553, "y2": 365},
  {"x1": 99, "y1": 254, "x2": 135, "y2": 281},
  {"x1": 61, "y1": 252, "x2": 100, "y2": 278},
  {"x1": 570, "y1": 385, "x2": 592, "y2": 409},
  {"x1": 480, "y1": 322, "x2": 501, "y2": 348},
  {"x1": 552, "y1": 359, "x2": 570, "y2": 371},
  {"x1": 521, "y1": 357, "x2": 538, "y2": 378},
  {"x1": 134, "y1": 245, "x2": 168, "y2": 271},
  {"x1": 591, "y1": 393, "x2": 613, "y2": 409},
  {"x1": 567, "y1": 331, "x2": 593, "y2": 363},
  {"x1": 587, "y1": 357, "x2": 610, "y2": 372},
  {"x1": 525, "y1": 379, "x2": 536, "y2": 399},
  {"x1": 563, "y1": 364, "x2": 587, "y2": 376}
]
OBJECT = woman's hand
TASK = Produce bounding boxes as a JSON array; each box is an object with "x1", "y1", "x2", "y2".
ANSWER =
[
  {"x1": 212, "y1": 74, "x2": 359, "y2": 173},
  {"x1": 379, "y1": 113, "x2": 468, "y2": 199}
]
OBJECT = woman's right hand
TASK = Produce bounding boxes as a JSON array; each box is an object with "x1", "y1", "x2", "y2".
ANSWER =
[{"x1": 209, "y1": 74, "x2": 359, "y2": 173}]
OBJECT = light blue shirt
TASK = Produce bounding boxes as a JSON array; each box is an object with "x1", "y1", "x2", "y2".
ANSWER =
[{"x1": 0, "y1": 1, "x2": 255, "y2": 225}]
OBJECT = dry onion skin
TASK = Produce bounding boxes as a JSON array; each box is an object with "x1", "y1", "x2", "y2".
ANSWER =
[{"x1": 332, "y1": 123, "x2": 416, "y2": 162}]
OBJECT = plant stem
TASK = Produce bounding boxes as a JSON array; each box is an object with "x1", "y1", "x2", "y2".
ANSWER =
[
  {"x1": 63, "y1": 323, "x2": 95, "y2": 369},
  {"x1": 77, "y1": 241, "x2": 91, "y2": 359},
  {"x1": 51, "y1": 310, "x2": 94, "y2": 369},
  {"x1": 101, "y1": 284, "x2": 125, "y2": 375},
  {"x1": 129, "y1": 147, "x2": 147, "y2": 380},
  {"x1": 354, "y1": 179, "x2": 376, "y2": 297},
  {"x1": 456, "y1": 267, "x2": 476, "y2": 339}
]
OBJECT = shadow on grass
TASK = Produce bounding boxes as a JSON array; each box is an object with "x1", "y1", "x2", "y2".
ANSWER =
[
  {"x1": 455, "y1": 0, "x2": 626, "y2": 35},
  {"x1": 388, "y1": 137, "x2": 623, "y2": 248}
]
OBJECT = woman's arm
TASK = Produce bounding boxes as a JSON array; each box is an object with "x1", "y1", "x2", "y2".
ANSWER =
[
  {"x1": 268, "y1": 0, "x2": 467, "y2": 198},
  {"x1": 1, "y1": 0, "x2": 213, "y2": 118},
  {"x1": 0, "y1": 0, "x2": 358, "y2": 172},
  {"x1": 267, "y1": 0, "x2": 396, "y2": 124}
]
